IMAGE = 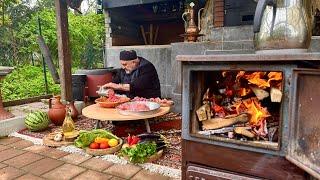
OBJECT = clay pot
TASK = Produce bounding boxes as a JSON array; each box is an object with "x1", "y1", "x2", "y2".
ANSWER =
[
  {"x1": 69, "y1": 101, "x2": 79, "y2": 121},
  {"x1": 48, "y1": 95, "x2": 66, "y2": 126}
]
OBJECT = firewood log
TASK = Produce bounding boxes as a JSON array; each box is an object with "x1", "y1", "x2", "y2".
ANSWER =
[
  {"x1": 270, "y1": 87, "x2": 282, "y2": 102},
  {"x1": 234, "y1": 127, "x2": 255, "y2": 138},
  {"x1": 196, "y1": 104, "x2": 211, "y2": 121},
  {"x1": 250, "y1": 86, "x2": 269, "y2": 100},
  {"x1": 202, "y1": 113, "x2": 249, "y2": 130}
]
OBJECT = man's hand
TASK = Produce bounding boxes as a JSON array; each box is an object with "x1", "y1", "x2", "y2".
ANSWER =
[
  {"x1": 102, "y1": 82, "x2": 121, "y2": 90},
  {"x1": 102, "y1": 82, "x2": 130, "y2": 92}
]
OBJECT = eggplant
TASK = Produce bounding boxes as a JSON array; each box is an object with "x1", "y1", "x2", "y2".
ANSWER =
[
  {"x1": 137, "y1": 133, "x2": 161, "y2": 139},
  {"x1": 156, "y1": 145, "x2": 166, "y2": 151}
]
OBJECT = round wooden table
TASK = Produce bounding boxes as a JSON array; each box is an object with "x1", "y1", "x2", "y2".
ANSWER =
[{"x1": 82, "y1": 104, "x2": 171, "y2": 133}]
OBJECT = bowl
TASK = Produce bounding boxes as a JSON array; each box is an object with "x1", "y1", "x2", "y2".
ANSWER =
[
  {"x1": 95, "y1": 97, "x2": 130, "y2": 108},
  {"x1": 85, "y1": 138, "x2": 123, "y2": 156},
  {"x1": 116, "y1": 101, "x2": 161, "y2": 116}
]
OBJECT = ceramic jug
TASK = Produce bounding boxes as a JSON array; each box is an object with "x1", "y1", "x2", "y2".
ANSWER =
[
  {"x1": 69, "y1": 101, "x2": 79, "y2": 121},
  {"x1": 253, "y1": 0, "x2": 312, "y2": 53},
  {"x1": 48, "y1": 95, "x2": 66, "y2": 126}
]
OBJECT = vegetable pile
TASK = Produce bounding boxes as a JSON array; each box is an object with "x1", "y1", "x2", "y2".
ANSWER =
[
  {"x1": 74, "y1": 129, "x2": 119, "y2": 149},
  {"x1": 119, "y1": 133, "x2": 167, "y2": 163}
]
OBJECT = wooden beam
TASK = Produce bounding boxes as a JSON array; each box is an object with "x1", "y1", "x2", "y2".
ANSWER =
[{"x1": 55, "y1": 0, "x2": 72, "y2": 101}]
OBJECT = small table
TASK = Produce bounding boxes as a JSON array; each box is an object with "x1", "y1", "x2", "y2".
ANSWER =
[{"x1": 82, "y1": 104, "x2": 171, "y2": 133}]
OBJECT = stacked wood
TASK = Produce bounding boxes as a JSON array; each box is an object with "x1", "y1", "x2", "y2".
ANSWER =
[{"x1": 202, "y1": 113, "x2": 249, "y2": 130}]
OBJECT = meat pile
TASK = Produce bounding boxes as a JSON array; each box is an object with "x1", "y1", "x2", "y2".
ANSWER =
[
  {"x1": 117, "y1": 102, "x2": 150, "y2": 111},
  {"x1": 132, "y1": 97, "x2": 174, "y2": 107},
  {"x1": 98, "y1": 89, "x2": 126, "y2": 102}
]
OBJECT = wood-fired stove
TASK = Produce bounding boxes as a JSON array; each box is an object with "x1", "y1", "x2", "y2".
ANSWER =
[{"x1": 178, "y1": 53, "x2": 320, "y2": 179}]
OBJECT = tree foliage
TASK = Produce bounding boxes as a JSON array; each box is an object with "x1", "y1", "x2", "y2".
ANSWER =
[
  {"x1": 1, "y1": 65, "x2": 60, "y2": 101},
  {"x1": 0, "y1": 0, "x2": 105, "y2": 101},
  {"x1": 1, "y1": 0, "x2": 105, "y2": 68}
]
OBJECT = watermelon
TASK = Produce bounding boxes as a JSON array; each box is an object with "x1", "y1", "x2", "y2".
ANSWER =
[{"x1": 24, "y1": 111, "x2": 50, "y2": 132}]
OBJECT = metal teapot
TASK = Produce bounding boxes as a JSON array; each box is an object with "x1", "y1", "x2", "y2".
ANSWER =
[
  {"x1": 253, "y1": 0, "x2": 312, "y2": 53},
  {"x1": 182, "y1": 2, "x2": 204, "y2": 42}
]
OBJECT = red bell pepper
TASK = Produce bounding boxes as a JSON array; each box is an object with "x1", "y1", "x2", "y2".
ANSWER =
[
  {"x1": 130, "y1": 136, "x2": 140, "y2": 146},
  {"x1": 127, "y1": 134, "x2": 132, "y2": 145}
]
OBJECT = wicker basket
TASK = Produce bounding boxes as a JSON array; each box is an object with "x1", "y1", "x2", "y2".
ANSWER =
[{"x1": 85, "y1": 138, "x2": 123, "y2": 156}]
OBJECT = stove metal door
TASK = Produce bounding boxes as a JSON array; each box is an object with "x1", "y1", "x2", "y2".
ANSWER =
[{"x1": 286, "y1": 68, "x2": 320, "y2": 179}]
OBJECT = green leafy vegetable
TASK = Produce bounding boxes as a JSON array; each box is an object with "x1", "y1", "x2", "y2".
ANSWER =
[
  {"x1": 119, "y1": 142, "x2": 157, "y2": 163},
  {"x1": 74, "y1": 129, "x2": 118, "y2": 148}
]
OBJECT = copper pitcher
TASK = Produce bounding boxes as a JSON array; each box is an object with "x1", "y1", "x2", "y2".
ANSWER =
[
  {"x1": 48, "y1": 95, "x2": 66, "y2": 126},
  {"x1": 182, "y1": 2, "x2": 204, "y2": 42}
]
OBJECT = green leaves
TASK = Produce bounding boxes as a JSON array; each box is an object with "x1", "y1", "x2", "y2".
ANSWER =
[
  {"x1": 120, "y1": 142, "x2": 157, "y2": 164},
  {"x1": 1, "y1": 65, "x2": 60, "y2": 101},
  {"x1": 1, "y1": 3, "x2": 105, "y2": 69}
]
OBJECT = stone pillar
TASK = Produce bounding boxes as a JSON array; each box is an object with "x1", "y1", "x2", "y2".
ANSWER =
[{"x1": 104, "y1": 10, "x2": 112, "y2": 65}]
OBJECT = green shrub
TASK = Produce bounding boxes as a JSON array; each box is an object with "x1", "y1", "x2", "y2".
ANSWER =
[{"x1": 1, "y1": 65, "x2": 60, "y2": 101}]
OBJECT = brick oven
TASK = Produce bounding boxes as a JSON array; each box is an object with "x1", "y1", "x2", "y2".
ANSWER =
[{"x1": 178, "y1": 53, "x2": 320, "y2": 179}]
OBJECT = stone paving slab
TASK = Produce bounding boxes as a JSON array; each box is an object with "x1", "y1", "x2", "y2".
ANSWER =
[
  {"x1": 131, "y1": 169, "x2": 169, "y2": 180},
  {"x1": 59, "y1": 153, "x2": 92, "y2": 165},
  {"x1": 3, "y1": 152, "x2": 44, "y2": 169},
  {"x1": 0, "y1": 163, "x2": 7, "y2": 169},
  {"x1": 104, "y1": 164, "x2": 141, "y2": 179},
  {"x1": 22, "y1": 158, "x2": 64, "y2": 176},
  {"x1": 23, "y1": 145, "x2": 51, "y2": 154},
  {"x1": 110, "y1": 177, "x2": 126, "y2": 180},
  {"x1": 42, "y1": 163, "x2": 86, "y2": 180},
  {"x1": 0, "y1": 137, "x2": 175, "y2": 180},
  {"x1": 15, "y1": 173, "x2": 45, "y2": 180},
  {"x1": 0, "y1": 145, "x2": 10, "y2": 152},
  {"x1": 40, "y1": 148, "x2": 69, "y2": 159},
  {"x1": 0, "y1": 166, "x2": 26, "y2": 180},
  {"x1": 80, "y1": 158, "x2": 113, "y2": 172},
  {"x1": 0, "y1": 148, "x2": 26, "y2": 162},
  {"x1": 0, "y1": 137, "x2": 22, "y2": 145},
  {"x1": 73, "y1": 170, "x2": 113, "y2": 180},
  {"x1": 8, "y1": 140, "x2": 34, "y2": 149}
]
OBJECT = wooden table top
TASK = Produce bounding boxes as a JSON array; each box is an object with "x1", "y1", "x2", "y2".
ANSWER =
[{"x1": 82, "y1": 104, "x2": 171, "y2": 121}]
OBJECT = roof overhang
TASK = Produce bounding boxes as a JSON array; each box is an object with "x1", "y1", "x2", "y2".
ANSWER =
[{"x1": 103, "y1": 0, "x2": 170, "y2": 9}]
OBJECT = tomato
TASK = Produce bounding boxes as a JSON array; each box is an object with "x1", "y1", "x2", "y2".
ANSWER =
[
  {"x1": 89, "y1": 142, "x2": 100, "y2": 149},
  {"x1": 99, "y1": 142, "x2": 109, "y2": 149}
]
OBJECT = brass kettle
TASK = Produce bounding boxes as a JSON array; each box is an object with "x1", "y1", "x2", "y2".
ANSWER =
[
  {"x1": 253, "y1": 0, "x2": 312, "y2": 53},
  {"x1": 182, "y1": 2, "x2": 204, "y2": 42}
]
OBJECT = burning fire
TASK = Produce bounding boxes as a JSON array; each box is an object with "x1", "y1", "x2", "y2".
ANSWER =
[
  {"x1": 245, "y1": 72, "x2": 270, "y2": 89},
  {"x1": 198, "y1": 71, "x2": 283, "y2": 140},
  {"x1": 243, "y1": 98, "x2": 270, "y2": 125}
]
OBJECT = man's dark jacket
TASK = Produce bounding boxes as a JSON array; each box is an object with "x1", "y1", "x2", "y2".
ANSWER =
[{"x1": 112, "y1": 57, "x2": 161, "y2": 98}]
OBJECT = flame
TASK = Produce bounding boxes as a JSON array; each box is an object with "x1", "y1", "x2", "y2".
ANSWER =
[
  {"x1": 243, "y1": 98, "x2": 270, "y2": 125},
  {"x1": 236, "y1": 71, "x2": 245, "y2": 82},
  {"x1": 267, "y1": 72, "x2": 282, "y2": 88},
  {"x1": 245, "y1": 72, "x2": 270, "y2": 89},
  {"x1": 232, "y1": 101, "x2": 246, "y2": 114},
  {"x1": 239, "y1": 88, "x2": 251, "y2": 96},
  {"x1": 268, "y1": 72, "x2": 282, "y2": 81}
]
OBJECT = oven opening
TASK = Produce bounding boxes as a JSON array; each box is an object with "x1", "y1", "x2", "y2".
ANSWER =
[{"x1": 190, "y1": 70, "x2": 283, "y2": 150}]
